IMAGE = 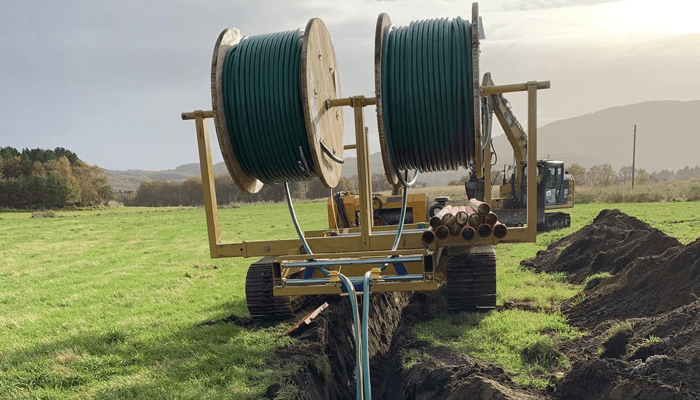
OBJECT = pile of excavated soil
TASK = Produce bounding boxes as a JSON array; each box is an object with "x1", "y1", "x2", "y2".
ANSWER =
[
  {"x1": 521, "y1": 209, "x2": 681, "y2": 283},
  {"x1": 565, "y1": 237, "x2": 700, "y2": 327},
  {"x1": 271, "y1": 292, "x2": 546, "y2": 400},
  {"x1": 522, "y1": 208, "x2": 700, "y2": 399},
  {"x1": 555, "y1": 300, "x2": 700, "y2": 400}
]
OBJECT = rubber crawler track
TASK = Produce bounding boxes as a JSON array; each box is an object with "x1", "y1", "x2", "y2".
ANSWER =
[
  {"x1": 245, "y1": 257, "x2": 297, "y2": 322},
  {"x1": 445, "y1": 245, "x2": 497, "y2": 313}
]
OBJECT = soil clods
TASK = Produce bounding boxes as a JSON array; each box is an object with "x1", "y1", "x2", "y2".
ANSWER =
[
  {"x1": 270, "y1": 209, "x2": 700, "y2": 399},
  {"x1": 521, "y1": 209, "x2": 681, "y2": 283}
]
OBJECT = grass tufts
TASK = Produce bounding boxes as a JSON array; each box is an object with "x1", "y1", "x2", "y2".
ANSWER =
[
  {"x1": 414, "y1": 310, "x2": 581, "y2": 388},
  {"x1": 31, "y1": 210, "x2": 56, "y2": 218},
  {"x1": 312, "y1": 355, "x2": 331, "y2": 379},
  {"x1": 402, "y1": 349, "x2": 429, "y2": 370},
  {"x1": 583, "y1": 272, "x2": 612, "y2": 291}
]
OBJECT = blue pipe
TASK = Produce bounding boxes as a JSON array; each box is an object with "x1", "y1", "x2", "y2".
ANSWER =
[
  {"x1": 338, "y1": 273, "x2": 364, "y2": 399},
  {"x1": 284, "y1": 182, "x2": 330, "y2": 277},
  {"x1": 391, "y1": 186, "x2": 409, "y2": 251},
  {"x1": 382, "y1": 184, "x2": 409, "y2": 272},
  {"x1": 283, "y1": 181, "x2": 363, "y2": 398},
  {"x1": 284, "y1": 182, "x2": 312, "y2": 255},
  {"x1": 361, "y1": 271, "x2": 372, "y2": 399},
  {"x1": 481, "y1": 102, "x2": 491, "y2": 151}
]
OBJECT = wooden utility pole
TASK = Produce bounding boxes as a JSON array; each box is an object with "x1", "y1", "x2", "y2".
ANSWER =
[{"x1": 632, "y1": 124, "x2": 636, "y2": 188}]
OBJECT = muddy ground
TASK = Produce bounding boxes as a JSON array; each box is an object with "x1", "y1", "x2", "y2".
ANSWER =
[{"x1": 266, "y1": 209, "x2": 700, "y2": 399}]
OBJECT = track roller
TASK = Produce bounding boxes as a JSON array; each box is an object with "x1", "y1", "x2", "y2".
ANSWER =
[
  {"x1": 245, "y1": 257, "x2": 295, "y2": 322},
  {"x1": 445, "y1": 245, "x2": 497, "y2": 313}
]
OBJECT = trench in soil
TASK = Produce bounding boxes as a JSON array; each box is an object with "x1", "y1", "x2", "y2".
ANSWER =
[
  {"x1": 265, "y1": 209, "x2": 700, "y2": 400},
  {"x1": 271, "y1": 290, "x2": 543, "y2": 400}
]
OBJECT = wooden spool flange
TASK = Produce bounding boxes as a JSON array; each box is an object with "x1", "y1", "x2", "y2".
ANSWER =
[
  {"x1": 471, "y1": 3, "x2": 482, "y2": 174},
  {"x1": 211, "y1": 28, "x2": 263, "y2": 194},
  {"x1": 374, "y1": 13, "x2": 400, "y2": 189},
  {"x1": 210, "y1": 20, "x2": 344, "y2": 194},
  {"x1": 301, "y1": 18, "x2": 344, "y2": 189}
]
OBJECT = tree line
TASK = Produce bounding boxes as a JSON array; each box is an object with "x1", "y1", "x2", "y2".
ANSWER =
[
  {"x1": 447, "y1": 163, "x2": 700, "y2": 188},
  {"x1": 0, "y1": 146, "x2": 114, "y2": 209},
  {"x1": 117, "y1": 173, "x2": 401, "y2": 207},
  {"x1": 567, "y1": 164, "x2": 700, "y2": 187}
]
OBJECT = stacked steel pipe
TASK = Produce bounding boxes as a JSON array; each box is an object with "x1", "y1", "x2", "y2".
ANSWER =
[{"x1": 421, "y1": 199, "x2": 508, "y2": 245}]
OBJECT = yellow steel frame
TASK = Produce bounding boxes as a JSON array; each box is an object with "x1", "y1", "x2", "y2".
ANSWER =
[
  {"x1": 327, "y1": 193, "x2": 429, "y2": 230},
  {"x1": 182, "y1": 81, "x2": 548, "y2": 295}
]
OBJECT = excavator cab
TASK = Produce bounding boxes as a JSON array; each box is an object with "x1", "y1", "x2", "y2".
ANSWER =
[
  {"x1": 520, "y1": 161, "x2": 569, "y2": 207},
  {"x1": 517, "y1": 160, "x2": 573, "y2": 230}
]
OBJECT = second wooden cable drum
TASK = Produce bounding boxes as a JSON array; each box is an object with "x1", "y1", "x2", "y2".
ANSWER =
[
  {"x1": 375, "y1": 5, "x2": 482, "y2": 187},
  {"x1": 211, "y1": 19, "x2": 344, "y2": 194}
]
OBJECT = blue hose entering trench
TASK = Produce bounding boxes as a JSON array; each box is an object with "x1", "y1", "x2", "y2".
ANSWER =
[
  {"x1": 286, "y1": 181, "x2": 410, "y2": 399},
  {"x1": 361, "y1": 271, "x2": 372, "y2": 399},
  {"x1": 338, "y1": 274, "x2": 365, "y2": 397},
  {"x1": 285, "y1": 185, "x2": 370, "y2": 398}
]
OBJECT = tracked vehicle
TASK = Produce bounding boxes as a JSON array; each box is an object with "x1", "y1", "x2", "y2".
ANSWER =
[{"x1": 182, "y1": 4, "x2": 550, "y2": 322}]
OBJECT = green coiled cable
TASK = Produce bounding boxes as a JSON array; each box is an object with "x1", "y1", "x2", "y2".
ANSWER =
[
  {"x1": 222, "y1": 30, "x2": 317, "y2": 184},
  {"x1": 381, "y1": 17, "x2": 475, "y2": 173}
]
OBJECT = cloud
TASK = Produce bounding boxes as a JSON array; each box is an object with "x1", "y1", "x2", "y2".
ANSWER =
[{"x1": 1, "y1": 0, "x2": 698, "y2": 170}]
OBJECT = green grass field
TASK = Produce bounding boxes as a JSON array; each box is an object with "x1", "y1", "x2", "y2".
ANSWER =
[{"x1": 2, "y1": 201, "x2": 699, "y2": 398}]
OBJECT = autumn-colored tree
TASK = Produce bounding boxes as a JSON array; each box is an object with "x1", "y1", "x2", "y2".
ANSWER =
[
  {"x1": 0, "y1": 147, "x2": 113, "y2": 208},
  {"x1": 567, "y1": 164, "x2": 587, "y2": 186},
  {"x1": 587, "y1": 164, "x2": 617, "y2": 187}
]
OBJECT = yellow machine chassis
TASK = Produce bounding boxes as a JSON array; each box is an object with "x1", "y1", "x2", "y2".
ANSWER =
[{"x1": 182, "y1": 81, "x2": 548, "y2": 296}]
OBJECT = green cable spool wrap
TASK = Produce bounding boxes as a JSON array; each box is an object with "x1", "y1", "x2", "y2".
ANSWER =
[
  {"x1": 379, "y1": 17, "x2": 476, "y2": 174},
  {"x1": 211, "y1": 20, "x2": 343, "y2": 194},
  {"x1": 222, "y1": 30, "x2": 315, "y2": 185}
]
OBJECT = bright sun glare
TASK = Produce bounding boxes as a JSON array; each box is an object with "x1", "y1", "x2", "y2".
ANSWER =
[{"x1": 598, "y1": 0, "x2": 700, "y2": 35}]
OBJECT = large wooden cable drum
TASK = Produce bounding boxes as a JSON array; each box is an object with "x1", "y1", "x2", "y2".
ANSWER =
[
  {"x1": 375, "y1": 4, "x2": 482, "y2": 186},
  {"x1": 211, "y1": 19, "x2": 343, "y2": 194}
]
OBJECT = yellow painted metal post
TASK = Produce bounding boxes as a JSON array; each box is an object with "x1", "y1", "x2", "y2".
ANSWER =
[
  {"x1": 526, "y1": 83, "x2": 538, "y2": 242},
  {"x1": 353, "y1": 97, "x2": 373, "y2": 250},
  {"x1": 195, "y1": 111, "x2": 222, "y2": 257}
]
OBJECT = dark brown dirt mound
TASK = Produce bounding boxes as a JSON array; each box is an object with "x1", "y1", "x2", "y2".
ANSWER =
[
  {"x1": 520, "y1": 208, "x2": 700, "y2": 399},
  {"x1": 566, "y1": 238, "x2": 700, "y2": 327},
  {"x1": 521, "y1": 209, "x2": 681, "y2": 283},
  {"x1": 399, "y1": 346, "x2": 545, "y2": 400},
  {"x1": 555, "y1": 300, "x2": 700, "y2": 400},
  {"x1": 273, "y1": 292, "x2": 547, "y2": 399}
]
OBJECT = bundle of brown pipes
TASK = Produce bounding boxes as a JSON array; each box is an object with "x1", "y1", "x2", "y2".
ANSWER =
[{"x1": 421, "y1": 199, "x2": 507, "y2": 245}]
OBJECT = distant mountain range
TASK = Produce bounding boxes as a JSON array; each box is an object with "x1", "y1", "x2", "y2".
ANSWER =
[
  {"x1": 492, "y1": 100, "x2": 700, "y2": 174},
  {"x1": 104, "y1": 163, "x2": 229, "y2": 192},
  {"x1": 107, "y1": 100, "x2": 700, "y2": 191}
]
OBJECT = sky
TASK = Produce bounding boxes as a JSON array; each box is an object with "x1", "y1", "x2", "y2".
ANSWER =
[{"x1": 1, "y1": 0, "x2": 699, "y2": 171}]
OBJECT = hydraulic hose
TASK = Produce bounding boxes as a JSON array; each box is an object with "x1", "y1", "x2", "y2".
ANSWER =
[
  {"x1": 221, "y1": 30, "x2": 317, "y2": 184},
  {"x1": 339, "y1": 273, "x2": 364, "y2": 398},
  {"x1": 361, "y1": 271, "x2": 372, "y2": 400},
  {"x1": 286, "y1": 183, "x2": 367, "y2": 398},
  {"x1": 380, "y1": 17, "x2": 475, "y2": 173},
  {"x1": 482, "y1": 102, "x2": 490, "y2": 151},
  {"x1": 381, "y1": 182, "x2": 408, "y2": 272},
  {"x1": 284, "y1": 183, "x2": 330, "y2": 276}
]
